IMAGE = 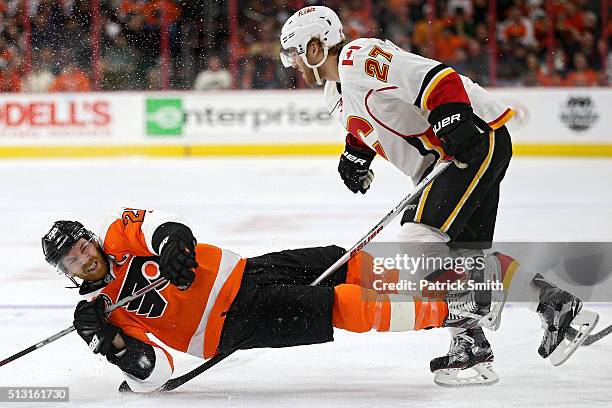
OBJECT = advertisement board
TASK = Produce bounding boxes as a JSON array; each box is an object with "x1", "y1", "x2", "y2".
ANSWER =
[
  {"x1": 0, "y1": 94, "x2": 141, "y2": 145},
  {"x1": 489, "y1": 88, "x2": 609, "y2": 144},
  {"x1": 143, "y1": 91, "x2": 344, "y2": 144},
  {"x1": 0, "y1": 88, "x2": 610, "y2": 157}
]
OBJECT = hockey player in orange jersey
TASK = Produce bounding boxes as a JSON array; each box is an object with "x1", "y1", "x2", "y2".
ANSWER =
[{"x1": 42, "y1": 207, "x2": 506, "y2": 392}]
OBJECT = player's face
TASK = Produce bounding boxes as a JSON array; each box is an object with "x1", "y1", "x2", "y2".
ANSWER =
[
  {"x1": 60, "y1": 238, "x2": 108, "y2": 281},
  {"x1": 294, "y1": 53, "x2": 318, "y2": 86}
]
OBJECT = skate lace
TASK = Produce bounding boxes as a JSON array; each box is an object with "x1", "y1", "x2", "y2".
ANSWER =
[
  {"x1": 449, "y1": 333, "x2": 475, "y2": 355},
  {"x1": 447, "y1": 290, "x2": 479, "y2": 321}
]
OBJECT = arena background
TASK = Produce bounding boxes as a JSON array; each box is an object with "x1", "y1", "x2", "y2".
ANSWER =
[{"x1": 0, "y1": 0, "x2": 610, "y2": 157}]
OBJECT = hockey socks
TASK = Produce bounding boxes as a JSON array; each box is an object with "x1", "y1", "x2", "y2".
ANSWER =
[{"x1": 331, "y1": 284, "x2": 448, "y2": 333}]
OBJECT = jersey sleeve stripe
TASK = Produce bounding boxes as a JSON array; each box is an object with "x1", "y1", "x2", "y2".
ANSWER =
[
  {"x1": 488, "y1": 108, "x2": 515, "y2": 130},
  {"x1": 413, "y1": 64, "x2": 450, "y2": 109},
  {"x1": 421, "y1": 67, "x2": 455, "y2": 110}
]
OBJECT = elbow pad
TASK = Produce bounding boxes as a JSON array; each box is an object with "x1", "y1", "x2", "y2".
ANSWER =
[
  {"x1": 152, "y1": 222, "x2": 196, "y2": 254},
  {"x1": 106, "y1": 335, "x2": 156, "y2": 380}
]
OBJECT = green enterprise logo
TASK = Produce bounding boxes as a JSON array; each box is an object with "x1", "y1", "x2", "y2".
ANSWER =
[{"x1": 146, "y1": 98, "x2": 184, "y2": 136}]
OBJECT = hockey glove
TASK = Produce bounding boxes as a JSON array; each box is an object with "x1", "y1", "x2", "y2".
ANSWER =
[
  {"x1": 338, "y1": 144, "x2": 375, "y2": 194},
  {"x1": 429, "y1": 103, "x2": 486, "y2": 167},
  {"x1": 159, "y1": 227, "x2": 198, "y2": 290},
  {"x1": 73, "y1": 297, "x2": 123, "y2": 356}
]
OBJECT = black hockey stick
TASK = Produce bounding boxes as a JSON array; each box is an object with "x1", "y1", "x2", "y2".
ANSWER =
[
  {"x1": 567, "y1": 324, "x2": 612, "y2": 346},
  {"x1": 0, "y1": 278, "x2": 168, "y2": 368},
  {"x1": 118, "y1": 160, "x2": 453, "y2": 393}
]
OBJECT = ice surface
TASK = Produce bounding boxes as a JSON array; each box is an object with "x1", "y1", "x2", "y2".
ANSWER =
[{"x1": 0, "y1": 157, "x2": 610, "y2": 407}]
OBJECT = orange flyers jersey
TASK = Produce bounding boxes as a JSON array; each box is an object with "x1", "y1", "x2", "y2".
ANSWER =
[
  {"x1": 90, "y1": 208, "x2": 246, "y2": 389},
  {"x1": 324, "y1": 38, "x2": 514, "y2": 184}
]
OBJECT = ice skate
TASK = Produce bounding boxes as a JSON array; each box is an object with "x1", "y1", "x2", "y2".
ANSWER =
[
  {"x1": 535, "y1": 274, "x2": 599, "y2": 366},
  {"x1": 431, "y1": 327, "x2": 498, "y2": 387},
  {"x1": 443, "y1": 252, "x2": 515, "y2": 330},
  {"x1": 480, "y1": 252, "x2": 520, "y2": 331}
]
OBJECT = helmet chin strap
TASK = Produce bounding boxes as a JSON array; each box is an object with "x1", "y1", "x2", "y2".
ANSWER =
[{"x1": 302, "y1": 47, "x2": 329, "y2": 85}]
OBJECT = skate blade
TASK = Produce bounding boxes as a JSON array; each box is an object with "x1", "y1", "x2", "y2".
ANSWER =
[
  {"x1": 549, "y1": 309, "x2": 599, "y2": 366},
  {"x1": 433, "y1": 362, "x2": 499, "y2": 387},
  {"x1": 481, "y1": 289, "x2": 507, "y2": 331},
  {"x1": 480, "y1": 256, "x2": 515, "y2": 331}
]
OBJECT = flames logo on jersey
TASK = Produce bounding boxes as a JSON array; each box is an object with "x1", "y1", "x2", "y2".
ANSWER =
[{"x1": 117, "y1": 256, "x2": 169, "y2": 318}]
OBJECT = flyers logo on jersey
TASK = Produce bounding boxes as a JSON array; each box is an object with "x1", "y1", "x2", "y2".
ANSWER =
[{"x1": 118, "y1": 256, "x2": 169, "y2": 318}]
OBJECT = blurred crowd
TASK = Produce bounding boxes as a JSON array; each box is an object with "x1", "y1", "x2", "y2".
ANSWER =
[{"x1": 0, "y1": 0, "x2": 610, "y2": 92}]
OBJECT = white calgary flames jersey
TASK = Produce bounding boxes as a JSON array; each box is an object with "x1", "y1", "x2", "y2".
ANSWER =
[{"x1": 324, "y1": 38, "x2": 514, "y2": 183}]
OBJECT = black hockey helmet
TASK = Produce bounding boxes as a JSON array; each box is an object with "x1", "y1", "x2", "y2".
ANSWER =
[{"x1": 42, "y1": 220, "x2": 100, "y2": 287}]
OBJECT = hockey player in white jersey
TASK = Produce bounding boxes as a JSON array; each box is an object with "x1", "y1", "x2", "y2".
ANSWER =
[{"x1": 279, "y1": 5, "x2": 598, "y2": 387}]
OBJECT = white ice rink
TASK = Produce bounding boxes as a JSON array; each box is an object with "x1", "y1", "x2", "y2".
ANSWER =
[{"x1": 1, "y1": 156, "x2": 611, "y2": 407}]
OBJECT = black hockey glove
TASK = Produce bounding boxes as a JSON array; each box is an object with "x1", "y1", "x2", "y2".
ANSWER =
[
  {"x1": 338, "y1": 144, "x2": 375, "y2": 194},
  {"x1": 158, "y1": 226, "x2": 198, "y2": 290},
  {"x1": 429, "y1": 103, "x2": 486, "y2": 167},
  {"x1": 73, "y1": 297, "x2": 123, "y2": 356}
]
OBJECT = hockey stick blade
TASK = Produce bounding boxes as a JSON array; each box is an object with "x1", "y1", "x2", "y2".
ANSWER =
[{"x1": 566, "y1": 324, "x2": 612, "y2": 346}]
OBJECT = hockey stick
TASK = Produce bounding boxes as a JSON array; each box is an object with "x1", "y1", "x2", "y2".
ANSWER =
[
  {"x1": 566, "y1": 323, "x2": 612, "y2": 346},
  {"x1": 118, "y1": 160, "x2": 453, "y2": 393},
  {"x1": 0, "y1": 277, "x2": 169, "y2": 368}
]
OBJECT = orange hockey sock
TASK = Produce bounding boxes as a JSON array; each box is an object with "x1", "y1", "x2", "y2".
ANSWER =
[
  {"x1": 345, "y1": 251, "x2": 399, "y2": 290},
  {"x1": 332, "y1": 284, "x2": 449, "y2": 333}
]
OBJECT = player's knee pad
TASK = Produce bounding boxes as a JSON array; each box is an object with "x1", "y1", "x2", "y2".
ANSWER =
[
  {"x1": 397, "y1": 222, "x2": 449, "y2": 243},
  {"x1": 396, "y1": 223, "x2": 450, "y2": 279}
]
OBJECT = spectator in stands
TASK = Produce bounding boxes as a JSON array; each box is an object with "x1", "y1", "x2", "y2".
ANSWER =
[
  {"x1": 22, "y1": 59, "x2": 56, "y2": 92},
  {"x1": 101, "y1": 33, "x2": 138, "y2": 90},
  {"x1": 146, "y1": 64, "x2": 162, "y2": 90},
  {"x1": 340, "y1": 0, "x2": 378, "y2": 40},
  {"x1": 31, "y1": 10, "x2": 59, "y2": 52},
  {"x1": 238, "y1": 57, "x2": 255, "y2": 90},
  {"x1": 36, "y1": 47, "x2": 61, "y2": 75},
  {"x1": 460, "y1": 39, "x2": 489, "y2": 85},
  {"x1": 497, "y1": 39, "x2": 529, "y2": 85},
  {"x1": 193, "y1": 55, "x2": 232, "y2": 91},
  {"x1": 49, "y1": 63, "x2": 91, "y2": 92},
  {"x1": 62, "y1": 17, "x2": 93, "y2": 68},
  {"x1": 0, "y1": 0, "x2": 609, "y2": 91},
  {"x1": 499, "y1": 6, "x2": 537, "y2": 47},
  {"x1": 552, "y1": 47, "x2": 570, "y2": 79},
  {"x1": 521, "y1": 53, "x2": 562, "y2": 87},
  {"x1": 565, "y1": 52, "x2": 599, "y2": 86},
  {"x1": 575, "y1": 31, "x2": 601, "y2": 70},
  {"x1": 0, "y1": 58, "x2": 21, "y2": 92},
  {"x1": 435, "y1": 26, "x2": 467, "y2": 65},
  {"x1": 0, "y1": 36, "x2": 16, "y2": 70},
  {"x1": 451, "y1": 7, "x2": 475, "y2": 38},
  {"x1": 251, "y1": 40, "x2": 277, "y2": 89},
  {"x1": 1, "y1": 15, "x2": 22, "y2": 49},
  {"x1": 382, "y1": 3, "x2": 413, "y2": 51},
  {"x1": 143, "y1": 0, "x2": 182, "y2": 57}
]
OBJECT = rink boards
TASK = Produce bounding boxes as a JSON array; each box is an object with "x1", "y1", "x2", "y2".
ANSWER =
[{"x1": 0, "y1": 88, "x2": 610, "y2": 157}]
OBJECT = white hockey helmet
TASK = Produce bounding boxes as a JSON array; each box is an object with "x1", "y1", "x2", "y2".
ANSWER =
[{"x1": 279, "y1": 6, "x2": 345, "y2": 74}]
